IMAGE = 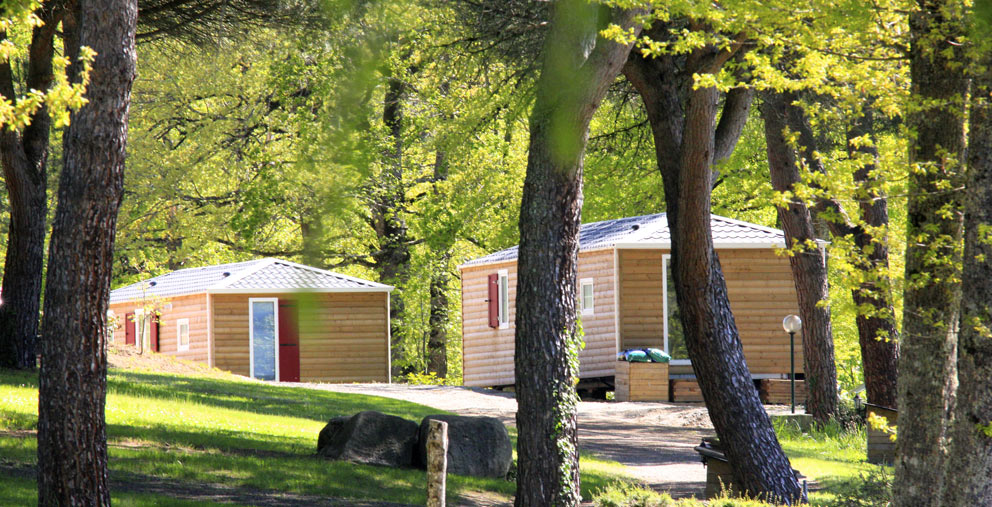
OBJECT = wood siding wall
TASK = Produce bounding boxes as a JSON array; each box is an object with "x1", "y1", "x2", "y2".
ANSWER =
[
  {"x1": 211, "y1": 292, "x2": 389, "y2": 382},
  {"x1": 460, "y1": 249, "x2": 617, "y2": 387},
  {"x1": 617, "y1": 248, "x2": 803, "y2": 376},
  {"x1": 109, "y1": 294, "x2": 209, "y2": 362}
]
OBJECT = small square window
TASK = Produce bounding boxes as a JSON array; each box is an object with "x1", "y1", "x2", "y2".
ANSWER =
[
  {"x1": 580, "y1": 278, "x2": 594, "y2": 316},
  {"x1": 177, "y1": 318, "x2": 190, "y2": 352}
]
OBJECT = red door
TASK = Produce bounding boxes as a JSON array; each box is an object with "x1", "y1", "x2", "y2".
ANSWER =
[
  {"x1": 125, "y1": 312, "x2": 135, "y2": 345},
  {"x1": 278, "y1": 300, "x2": 301, "y2": 382},
  {"x1": 149, "y1": 314, "x2": 160, "y2": 352}
]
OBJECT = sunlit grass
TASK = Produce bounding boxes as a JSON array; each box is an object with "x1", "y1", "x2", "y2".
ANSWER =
[
  {"x1": 773, "y1": 417, "x2": 891, "y2": 505},
  {"x1": 0, "y1": 367, "x2": 629, "y2": 504}
]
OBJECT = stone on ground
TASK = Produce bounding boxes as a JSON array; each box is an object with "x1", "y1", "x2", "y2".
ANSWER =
[
  {"x1": 317, "y1": 411, "x2": 419, "y2": 467},
  {"x1": 415, "y1": 414, "x2": 512, "y2": 478}
]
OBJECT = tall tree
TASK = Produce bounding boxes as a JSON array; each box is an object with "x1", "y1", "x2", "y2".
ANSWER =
[
  {"x1": 761, "y1": 89, "x2": 839, "y2": 423},
  {"x1": 622, "y1": 21, "x2": 805, "y2": 501},
  {"x1": 840, "y1": 107, "x2": 901, "y2": 409},
  {"x1": 513, "y1": 1, "x2": 640, "y2": 504},
  {"x1": 371, "y1": 75, "x2": 415, "y2": 376},
  {"x1": 36, "y1": 0, "x2": 137, "y2": 502},
  {"x1": 894, "y1": 0, "x2": 968, "y2": 504},
  {"x1": 942, "y1": 45, "x2": 992, "y2": 506},
  {"x1": 0, "y1": 4, "x2": 63, "y2": 370}
]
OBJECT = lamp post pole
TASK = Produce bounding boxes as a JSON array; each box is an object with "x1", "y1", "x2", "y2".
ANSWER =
[
  {"x1": 789, "y1": 330, "x2": 795, "y2": 414},
  {"x1": 782, "y1": 315, "x2": 802, "y2": 415}
]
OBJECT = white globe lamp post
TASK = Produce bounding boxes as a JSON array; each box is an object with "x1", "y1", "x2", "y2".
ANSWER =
[{"x1": 782, "y1": 315, "x2": 802, "y2": 414}]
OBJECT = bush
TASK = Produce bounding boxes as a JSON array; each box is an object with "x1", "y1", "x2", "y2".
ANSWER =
[
  {"x1": 397, "y1": 371, "x2": 456, "y2": 385},
  {"x1": 817, "y1": 466, "x2": 892, "y2": 507},
  {"x1": 592, "y1": 482, "x2": 677, "y2": 507},
  {"x1": 592, "y1": 482, "x2": 787, "y2": 507}
]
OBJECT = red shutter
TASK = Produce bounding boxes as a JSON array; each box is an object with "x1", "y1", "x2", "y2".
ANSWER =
[
  {"x1": 125, "y1": 312, "x2": 135, "y2": 345},
  {"x1": 488, "y1": 273, "x2": 499, "y2": 328},
  {"x1": 149, "y1": 314, "x2": 160, "y2": 352}
]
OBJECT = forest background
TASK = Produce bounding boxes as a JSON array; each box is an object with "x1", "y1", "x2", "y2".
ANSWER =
[{"x1": 0, "y1": 0, "x2": 907, "y2": 391}]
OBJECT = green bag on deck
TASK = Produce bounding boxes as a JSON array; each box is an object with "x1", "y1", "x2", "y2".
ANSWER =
[
  {"x1": 645, "y1": 348, "x2": 671, "y2": 363},
  {"x1": 625, "y1": 349, "x2": 649, "y2": 362}
]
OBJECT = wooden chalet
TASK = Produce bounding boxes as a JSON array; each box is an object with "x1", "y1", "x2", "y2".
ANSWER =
[
  {"x1": 109, "y1": 258, "x2": 392, "y2": 383},
  {"x1": 458, "y1": 213, "x2": 807, "y2": 401}
]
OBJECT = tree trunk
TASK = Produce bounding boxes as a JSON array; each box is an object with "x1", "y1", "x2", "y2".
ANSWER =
[
  {"x1": 514, "y1": 3, "x2": 640, "y2": 505},
  {"x1": 894, "y1": 3, "x2": 967, "y2": 505},
  {"x1": 36, "y1": 1, "x2": 137, "y2": 504},
  {"x1": 941, "y1": 55, "x2": 992, "y2": 507},
  {"x1": 427, "y1": 251, "x2": 450, "y2": 378},
  {"x1": 845, "y1": 109, "x2": 899, "y2": 409},
  {"x1": 372, "y1": 76, "x2": 412, "y2": 377},
  {"x1": 426, "y1": 149, "x2": 451, "y2": 378},
  {"x1": 623, "y1": 34, "x2": 804, "y2": 503},
  {"x1": 0, "y1": 5, "x2": 62, "y2": 370},
  {"x1": 760, "y1": 90, "x2": 838, "y2": 423}
]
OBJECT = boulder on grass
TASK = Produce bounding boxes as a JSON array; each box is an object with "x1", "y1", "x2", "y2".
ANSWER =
[
  {"x1": 317, "y1": 411, "x2": 419, "y2": 468},
  {"x1": 415, "y1": 414, "x2": 512, "y2": 478}
]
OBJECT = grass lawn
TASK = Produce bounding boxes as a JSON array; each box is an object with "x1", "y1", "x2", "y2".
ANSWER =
[
  {"x1": 773, "y1": 417, "x2": 891, "y2": 505},
  {"x1": 0, "y1": 363, "x2": 629, "y2": 505}
]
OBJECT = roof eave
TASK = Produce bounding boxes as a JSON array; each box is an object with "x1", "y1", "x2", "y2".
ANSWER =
[
  {"x1": 614, "y1": 241, "x2": 791, "y2": 249},
  {"x1": 206, "y1": 287, "x2": 393, "y2": 294}
]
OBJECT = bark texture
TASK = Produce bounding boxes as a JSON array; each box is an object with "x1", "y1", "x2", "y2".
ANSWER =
[
  {"x1": 623, "y1": 27, "x2": 804, "y2": 503},
  {"x1": 426, "y1": 149, "x2": 451, "y2": 378},
  {"x1": 371, "y1": 76, "x2": 413, "y2": 376},
  {"x1": 760, "y1": 90, "x2": 838, "y2": 423},
  {"x1": 36, "y1": 1, "x2": 137, "y2": 504},
  {"x1": 941, "y1": 58, "x2": 992, "y2": 507},
  {"x1": 844, "y1": 110, "x2": 900, "y2": 409},
  {"x1": 513, "y1": 3, "x2": 640, "y2": 505},
  {"x1": 427, "y1": 251, "x2": 450, "y2": 378},
  {"x1": 894, "y1": 3, "x2": 967, "y2": 505},
  {"x1": 0, "y1": 5, "x2": 62, "y2": 370}
]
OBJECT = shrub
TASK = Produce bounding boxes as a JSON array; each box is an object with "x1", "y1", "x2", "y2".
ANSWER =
[
  {"x1": 818, "y1": 466, "x2": 892, "y2": 507},
  {"x1": 592, "y1": 482, "x2": 677, "y2": 507}
]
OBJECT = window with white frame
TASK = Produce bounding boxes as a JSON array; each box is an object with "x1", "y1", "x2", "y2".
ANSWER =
[
  {"x1": 177, "y1": 318, "x2": 190, "y2": 352},
  {"x1": 579, "y1": 278, "x2": 595, "y2": 315},
  {"x1": 498, "y1": 269, "x2": 509, "y2": 329},
  {"x1": 662, "y1": 254, "x2": 690, "y2": 363}
]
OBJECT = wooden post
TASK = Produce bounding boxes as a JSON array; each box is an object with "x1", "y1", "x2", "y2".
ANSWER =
[{"x1": 427, "y1": 419, "x2": 448, "y2": 507}]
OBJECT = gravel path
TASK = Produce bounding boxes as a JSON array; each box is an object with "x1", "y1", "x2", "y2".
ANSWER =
[{"x1": 284, "y1": 383, "x2": 733, "y2": 498}]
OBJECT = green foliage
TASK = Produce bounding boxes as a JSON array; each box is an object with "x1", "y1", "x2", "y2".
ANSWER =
[
  {"x1": 812, "y1": 466, "x2": 892, "y2": 507},
  {"x1": 398, "y1": 370, "x2": 457, "y2": 385},
  {"x1": 593, "y1": 481, "x2": 677, "y2": 507}
]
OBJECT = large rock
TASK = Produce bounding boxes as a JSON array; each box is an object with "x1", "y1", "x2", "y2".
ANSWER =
[
  {"x1": 317, "y1": 411, "x2": 419, "y2": 468},
  {"x1": 415, "y1": 414, "x2": 512, "y2": 478}
]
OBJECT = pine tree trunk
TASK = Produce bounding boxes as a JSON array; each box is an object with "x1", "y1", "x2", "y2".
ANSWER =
[
  {"x1": 941, "y1": 57, "x2": 992, "y2": 507},
  {"x1": 0, "y1": 148, "x2": 47, "y2": 371},
  {"x1": 846, "y1": 110, "x2": 899, "y2": 409},
  {"x1": 623, "y1": 35, "x2": 804, "y2": 503},
  {"x1": 894, "y1": 3, "x2": 967, "y2": 505},
  {"x1": 36, "y1": 1, "x2": 137, "y2": 503},
  {"x1": 673, "y1": 80, "x2": 804, "y2": 503},
  {"x1": 760, "y1": 90, "x2": 838, "y2": 423},
  {"x1": 514, "y1": 3, "x2": 640, "y2": 505},
  {"x1": 0, "y1": 5, "x2": 61, "y2": 370}
]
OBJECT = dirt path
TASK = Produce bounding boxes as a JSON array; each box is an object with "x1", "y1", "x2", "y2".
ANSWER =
[{"x1": 287, "y1": 383, "x2": 728, "y2": 498}]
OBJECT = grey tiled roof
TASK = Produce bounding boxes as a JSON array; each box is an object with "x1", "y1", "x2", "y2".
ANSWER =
[
  {"x1": 110, "y1": 258, "x2": 391, "y2": 303},
  {"x1": 459, "y1": 213, "x2": 787, "y2": 268}
]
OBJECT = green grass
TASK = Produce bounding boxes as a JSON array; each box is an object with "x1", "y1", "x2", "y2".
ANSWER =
[
  {"x1": 773, "y1": 418, "x2": 891, "y2": 505},
  {"x1": 0, "y1": 367, "x2": 630, "y2": 505}
]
